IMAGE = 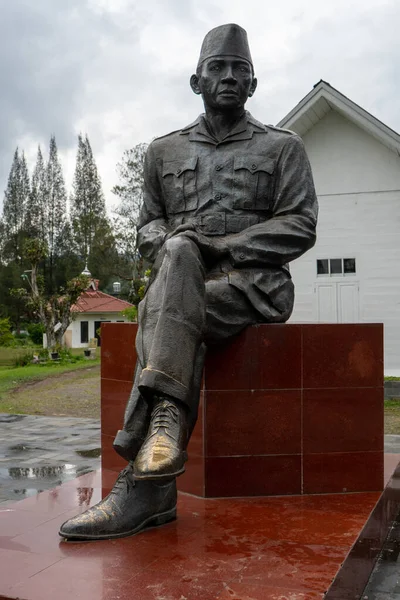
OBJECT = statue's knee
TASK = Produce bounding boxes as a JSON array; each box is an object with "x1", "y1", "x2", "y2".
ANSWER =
[{"x1": 164, "y1": 235, "x2": 194, "y2": 255}]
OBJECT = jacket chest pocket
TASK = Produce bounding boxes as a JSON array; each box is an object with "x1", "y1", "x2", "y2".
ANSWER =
[
  {"x1": 232, "y1": 155, "x2": 275, "y2": 210},
  {"x1": 162, "y1": 157, "x2": 198, "y2": 214}
]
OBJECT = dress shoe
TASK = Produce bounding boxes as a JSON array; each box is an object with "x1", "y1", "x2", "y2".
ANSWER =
[
  {"x1": 59, "y1": 464, "x2": 177, "y2": 541},
  {"x1": 133, "y1": 397, "x2": 188, "y2": 481}
]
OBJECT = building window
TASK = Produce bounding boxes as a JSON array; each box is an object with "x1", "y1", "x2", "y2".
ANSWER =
[
  {"x1": 317, "y1": 258, "x2": 356, "y2": 277},
  {"x1": 80, "y1": 321, "x2": 89, "y2": 343}
]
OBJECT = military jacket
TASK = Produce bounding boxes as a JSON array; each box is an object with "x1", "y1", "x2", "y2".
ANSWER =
[{"x1": 137, "y1": 111, "x2": 318, "y2": 319}]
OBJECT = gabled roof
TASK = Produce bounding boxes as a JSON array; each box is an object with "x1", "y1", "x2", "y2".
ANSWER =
[
  {"x1": 71, "y1": 289, "x2": 133, "y2": 314},
  {"x1": 277, "y1": 80, "x2": 400, "y2": 156}
]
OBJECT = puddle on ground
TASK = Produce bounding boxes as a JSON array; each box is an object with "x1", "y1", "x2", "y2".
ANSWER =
[
  {"x1": 75, "y1": 448, "x2": 101, "y2": 458},
  {"x1": 0, "y1": 414, "x2": 27, "y2": 423},
  {"x1": 8, "y1": 444, "x2": 29, "y2": 452},
  {"x1": 0, "y1": 465, "x2": 96, "y2": 503},
  {"x1": 1, "y1": 464, "x2": 92, "y2": 480},
  {"x1": 7, "y1": 444, "x2": 48, "y2": 454}
]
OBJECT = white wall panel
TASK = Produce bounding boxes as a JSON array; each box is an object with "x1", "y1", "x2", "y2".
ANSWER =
[{"x1": 290, "y1": 109, "x2": 400, "y2": 373}]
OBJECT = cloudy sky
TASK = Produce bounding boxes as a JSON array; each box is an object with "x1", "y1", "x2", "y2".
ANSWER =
[{"x1": 1, "y1": 0, "x2": 399, "y2": 214}]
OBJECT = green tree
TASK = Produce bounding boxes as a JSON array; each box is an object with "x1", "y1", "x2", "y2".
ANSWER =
[
  {"x1": 26, "y1": 146, "x2": 47, "y2": 241},
  {"x1": 112, "y1": 142, "x2": 148, "y2": 261},
  {"x1": 0, "y1": 318, "x2": 13, "y2": 346},
  {"x1": 71, "y1": 134, "x2": 110, "y2": 259},
  {"x1": 70, "y1": 134, "x2": 116, "y2": 289},
  {"x1": 45, "y1": 135, "x2": 67, "y2": 289},
  {"x1": 2, "y1": 148, "x2": 30, "y2": 262},
  {"x1": 12, "y1": 239, "x2": 89, "y2": 349},
  {"x1": 111, "y1": 142, "x2": 149, "y2": 300}
]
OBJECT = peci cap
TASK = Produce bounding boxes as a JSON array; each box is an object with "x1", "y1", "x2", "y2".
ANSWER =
[{"x1": 197, "y1": 24, "x2": 253, "y2": 69}]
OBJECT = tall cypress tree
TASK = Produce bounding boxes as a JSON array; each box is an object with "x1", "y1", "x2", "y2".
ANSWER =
[
  {"x1": 45, "y1": 135, "x2": 67, "y2": 288},
  {"x1": 2, "y1": 148, "x2": 30, "y2": 262},
  {"x1": 70, "y1": 134, "x2": 113, "y2": 269},
  {"x1": 26, "y1": 146, "x2": 47, "y2": 241}
]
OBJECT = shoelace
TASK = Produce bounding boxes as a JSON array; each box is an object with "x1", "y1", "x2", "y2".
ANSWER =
[
  {"x1": 150, "y1": 400, "x2": 179, "y2": 434},
  {"x1": 110, "y1": 464, "x2": 135, "y2": 495}
]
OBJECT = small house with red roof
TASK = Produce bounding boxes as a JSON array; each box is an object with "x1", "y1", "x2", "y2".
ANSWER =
[{"x1": 64, "y1": 273, "x2": 133, "y2": 348}]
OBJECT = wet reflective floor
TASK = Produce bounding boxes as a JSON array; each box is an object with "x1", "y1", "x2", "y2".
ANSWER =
[
  {"x1": 0, "y1": 468, "x2": 384, "y2": 600},
  {"x1": 1, "y1": 413, "x2": 400, "y2": 599},
  {"x1": 362, "y1": 506, "x2": 400, "y2": 599},
  {"x1": 0, "y1": 413, "x2": 100, "y2": 503}
]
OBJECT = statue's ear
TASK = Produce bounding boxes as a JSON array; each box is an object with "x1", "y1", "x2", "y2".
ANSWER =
[
  {"x1": 190, "y1": 74, "x2": 201, "y2": 95},
  {"x1": 248, "y1": 77, "x2": 257, "y2": 98}
]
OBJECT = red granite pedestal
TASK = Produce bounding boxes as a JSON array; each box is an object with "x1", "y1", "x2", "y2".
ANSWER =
[{"x1": 101, "y1": 322, "x2": 384, "y2": 497}]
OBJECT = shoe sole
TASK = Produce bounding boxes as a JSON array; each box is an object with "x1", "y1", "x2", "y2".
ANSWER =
[
  {"x1": 58, "y1": 506, "x2": 177, "y2": 541},
  {"x1": 133, "y1": 452, "x2": 188, "y2": 482},
  {"x1": 133, "y1": 466, "x2": 185, "y2": 481}
]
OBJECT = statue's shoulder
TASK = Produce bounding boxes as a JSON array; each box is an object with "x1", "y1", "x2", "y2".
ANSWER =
[
  {"x1": 148, "y1": 119, "x2": 199, "y2": 157},
  {"x1": 264, "y1": 123, "x2": 298, "y2": 138},
  {"x1": 247, "y1": 112, "x2": 297, "y2": 140},
  {"x1": 151, "y1": 116, "x2": 201, "y2": 144},
  {"x1": 152, "y1": 129, "x2": 182, "y2": 143},
  {"x1": 148, "y1": 130, "x2": 182, "y2": 154}
]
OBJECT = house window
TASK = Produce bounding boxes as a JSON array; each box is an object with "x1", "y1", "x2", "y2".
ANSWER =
[
  {"x1": 80, "y1": 321, "x2": 89, "y2": 343},
  {"x1": 317, "y1": 258, "x2": 356, "y2": 277}
]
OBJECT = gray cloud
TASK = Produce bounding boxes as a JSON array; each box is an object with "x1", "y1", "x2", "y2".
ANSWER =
[{"x1": 1, "y1": 0, "x2": 399, "y2": 214}]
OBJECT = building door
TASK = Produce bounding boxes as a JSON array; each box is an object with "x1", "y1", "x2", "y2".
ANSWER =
[
  {"x1": 94, "y1": 321, "x2": 111, "y2": 347},
  {"x1": 94, "y1": 321, "x2": 101, "y2": 347},
  {"x1": 337, "y1": 282, "x2": 359, "y2": 323},
  {"x1": 315, "y1": 282, "x2": 359, "y2": 323}
]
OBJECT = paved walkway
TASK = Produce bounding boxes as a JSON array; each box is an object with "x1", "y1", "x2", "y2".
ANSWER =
[
  {"x1": 1, "y1": 412, "x2": 400, "y2": 504},
  {"x1": 0, "y1": 413, "x2": 101, "y2": 504}
]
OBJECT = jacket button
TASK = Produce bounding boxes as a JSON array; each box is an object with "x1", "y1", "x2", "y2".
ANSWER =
[
  {"x1": 239, "y1": 253, "x2": 245, "y2": 260},
  {"x1": 215, "y1": 193, "x2": 222, "y2": 200},
  {"x1": 251, "y1": 163, "x2": 257, "y2": 170},
  {"x1": 176, "y1": 168, "x2": 182, "y2": 175},
  {"x1": 215, "y1": 165, "x2": 222, "y2": 171}
]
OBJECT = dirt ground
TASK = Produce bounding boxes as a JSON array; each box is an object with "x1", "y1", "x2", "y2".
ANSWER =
[
  {"x1": 3, "y1": 366, "x2": 101, "y2": 418},
  {"x1": 3, "y1": 366, "x2": 400, "y2": 434},
  {"x1": 384, "y1": 399, "x2": 400, "y2": 435}
]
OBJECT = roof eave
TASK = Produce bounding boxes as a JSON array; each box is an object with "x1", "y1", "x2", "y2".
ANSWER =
[{"x1": 277, "y1": 81, "x2": 400, "y2": 155}]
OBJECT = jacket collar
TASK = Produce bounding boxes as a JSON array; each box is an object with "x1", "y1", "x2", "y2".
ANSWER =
[{"x1": 180, "y1": 111, "x2": 267, "y2": 144}]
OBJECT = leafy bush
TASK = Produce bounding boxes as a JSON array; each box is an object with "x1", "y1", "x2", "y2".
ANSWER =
[
  {"x1": 57, "y1": 347, "x2": 84, "y2": 364},
  {"x1": 0, "y1": 318, "x2": 13, "y2": 346},
  {"x1": 27, "y1": 323, "x2": 46, "y2": 345},
  {"x1": 121, "y1": 306, "x2": 138, "y2": 322},
  {"x1": 11, "y1": 346, "x2": 85, "y2": 368},
  {"x1": 10, "y1": 333, "x2": 33, "y2": 347},
  {"x1": 13, "y1": 350, "x2": 36, "y2": 367},
  {"x1": 14, "y1": 331, "x2": 29, "y2": 340},
  {"x1": 38, "y1": 348, "x2": 49, "y2": 360}
]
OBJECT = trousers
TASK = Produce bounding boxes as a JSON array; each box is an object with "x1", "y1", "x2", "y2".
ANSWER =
[{"x1": 113, "y1": 235, "x2": 293, "y2": 460}]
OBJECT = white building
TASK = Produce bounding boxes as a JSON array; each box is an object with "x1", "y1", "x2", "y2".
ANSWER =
[
  {"x1": 65, "y1": 278, "x2": 133, "y2": 348},
  {"x1": 279, "y1": 80, "x2": 400, "y2": 374}
]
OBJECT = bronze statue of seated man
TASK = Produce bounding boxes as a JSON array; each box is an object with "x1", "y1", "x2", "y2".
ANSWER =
[{"x1": 59, "y1": 23, "x2": 318, "y2": 541}]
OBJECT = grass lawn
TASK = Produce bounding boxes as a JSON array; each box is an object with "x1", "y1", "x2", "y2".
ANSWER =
[
  {"x1": 384, "y1": 398, "x2": 400, "y2": 434},
  {"x1": 0, "y1": 346, "x2": 37, "y2": 366},
  {"x1": 0, "y1": 346, "x2": 89, "y2": 366},
  {"x1": 0, "y1": 352, "x2": 100, "y2": 415},
  {"x1": 0, "y1": 364, "x2": 100, "y2": 417}
]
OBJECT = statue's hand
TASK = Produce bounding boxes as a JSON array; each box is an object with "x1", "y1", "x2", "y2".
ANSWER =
[
  {"x1": 177, "y1": 230, "x2": 229, "y2": 265},
  {"x1": 165, "y1": 223, "x2": 196, "y2": 241}
]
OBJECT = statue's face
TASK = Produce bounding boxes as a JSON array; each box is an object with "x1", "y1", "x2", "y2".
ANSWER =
[{"x1": 191, "y1": 55, "x2": 257, "y2": 111}]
